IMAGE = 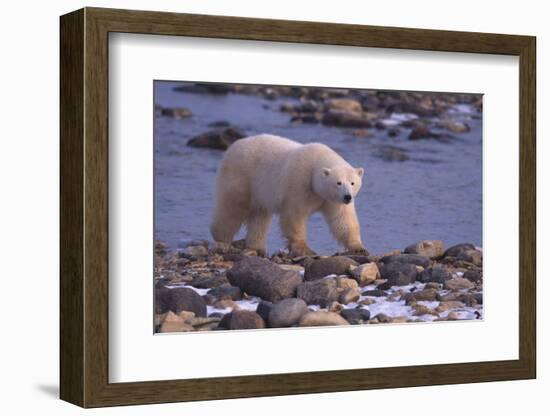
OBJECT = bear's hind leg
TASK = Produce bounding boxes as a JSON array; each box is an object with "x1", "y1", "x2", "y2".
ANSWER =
[
  {"x1": 245, "y1": 210, "x2": 272, "y2": 256},
  {"x1": 210, "y1": 183, "x2": 249, "y2": 249}
]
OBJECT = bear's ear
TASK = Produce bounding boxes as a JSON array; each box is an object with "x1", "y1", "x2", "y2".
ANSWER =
[
  {"x1": 322, "y1": 168, "x2": 331, "y2": 176},
  {"x1": 356, "y1": 167, "x2": 364, "y2": 177}
]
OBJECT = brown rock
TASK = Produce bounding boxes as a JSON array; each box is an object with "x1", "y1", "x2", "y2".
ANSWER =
[
  {"x1": 304, "y1": 256, "x2": 358, "y2": 280},
  {"x1": 444, "y1": 277, "x2": 475, "y2": 291},
  {"x1": 298, "y1": 311, "x2": 350, "y2": 327},
  {"x1": 219, "y1": 310, "x2": 265, "y2": 330},
  {"x1": 350, "y1": 262, "x2": 380, "y2": 286},
  {"x1": 339, "y1": 288, "x2": 361, "y2": 305},
  {"x1": 404, "y1": 240, "x2": 445, "y2": 259}
]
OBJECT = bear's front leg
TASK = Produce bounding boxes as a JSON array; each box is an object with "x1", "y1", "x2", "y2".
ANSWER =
[
  {"x1": 280, "y1": 207, "x2": 317, "y2": 257},
  {"x1": 322, "y1": 202, "x2": 367, "y2": 254}
]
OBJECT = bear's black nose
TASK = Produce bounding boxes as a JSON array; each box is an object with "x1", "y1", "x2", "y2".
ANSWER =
[{"x1": 344, "y1": 194, "x2": 352, "y2": 203}]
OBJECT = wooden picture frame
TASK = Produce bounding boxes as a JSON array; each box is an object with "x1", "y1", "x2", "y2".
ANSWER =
[{"x1": 60, "y1": 7, "x2": 536, "y2": 408}]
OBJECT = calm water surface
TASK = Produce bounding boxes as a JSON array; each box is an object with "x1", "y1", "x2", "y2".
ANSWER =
[{"x1": 154, "y1": 81, "x2": 482, "y2": 255}]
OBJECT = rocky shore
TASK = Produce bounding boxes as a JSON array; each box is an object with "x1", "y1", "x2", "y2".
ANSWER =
[
  {"x1": 158, "y1": 84, "x2": 481, "y2": 154},
  {"x1": 154, "y1": 239, "x2": 483, "y2": 333}
]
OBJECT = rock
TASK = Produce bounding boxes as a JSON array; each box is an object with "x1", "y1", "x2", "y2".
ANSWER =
[
  {"x1": 182, "y1": 244, "x2": 209, "y2": 257},
  {"x1": 436, "y1": 301, "x2": 465, "y2": 312},
  {"x1": 335, "y1": 277, "x2": 359, "y2": 290},
  {"x1": 440, "y1": 121, "x2": 470, "y2": 133},
  {"x1": 412, "y1": 304, "x2": 438, "y2": 316},
  {"x1": 255, "y1": 300, "x2": 273, "y2": 322},
  {"x1": 457, "y1": 250, "x2": 482, "y2": 266},
  {"x1": 425, "y1": 282, "x2": 441, "y2": 289},
  {"x1": 339, "y1": 288, "x2": 361, "y2": 305},
  {"x1": 155, "y1": 286, "x2": 207, "y2": 317},
  {"x1": 401, "y1": 288, "x2": 440, "y2": 304},
  {"x1": 297, "y1": 279, "x2": 340, "y2": 307},
  {"x1": 387, "y1": 128, "x2": 400, "y2": 137},
  {"x1": 408, "y1": 124, "x2": 438, "y2": 140},
  {"x1": 374, "y1": 145, "x2": 410, "y2": 162},
  {"x1": 380, "y1": 253, "x2": 430, "y2": 268},
  {"x1": 268, "y1": 298, "x2": 309, "y2": 327},
  {"x1": 325, "y1": 98, "x2": 363, "y2": 113},
  {"x1": 379, "y1": 262, "x2": 417, "y2": 285},
  {"x1": 298, "y1": 311, "x2": 350, "y2": 327},
  {"x1": 219, "y1": 310, "x2": 265, "y2": 330},
  {"x1": 444, "y1": 243, "x2": 477, "y2": 258},
  {"x1": 190, "y1": 274, "x2": 229, "y2": 289},
  {"x1": 350, "y1": 262, "x2": 380, "y2": 286},
  {"x1": 341, "y1": 308, "x2": 371, "y2": 324},
  {"x1": 344, "y1": 255, "x2": 371, "y2": 264},
  {"x1": 304, "y1": 256, "x2": 358, "y2": 280},
  {"x1": 174, "y1": 82, "x2": 233, "y2": 94},
  {"x1": 208, "y1": 120, "x2": 231, "y2": 128},
  {"x1": 187, "y1": 127, "x2": 245, "y2": 150},
  {"x1": 159, "y1": 107, "x2": 192, "y2": 119},
  {"x1": 362, "y1": 289, "x2": 388, "y2": 297},
  {"x1": 351, "y1": 129, "x2": 370, "y2": 137},
  {"x1": 227, "y1": 257, "x2": 302, "y2": 302},
  {"x1": 207, "y1": 284, "x2": 242, "y2": 301},
  {"x1": 159, "y1": 311, "x2": 194, "y2": 333},
  {"x1": 404, "y1": 240, "x2": 445, "y2": 259},
  {"x1": 444, "y1": 277, "x2": 476, "y2": 291},
  {"x1": 419, "y1": 266, "x2": 452, "y2": 283},
  {"x1": 322, "y1": 110, "x2": 373, "y2": 128},
  {"x1": 463, "y1": 270, "x2": 482, "y2": 283}
]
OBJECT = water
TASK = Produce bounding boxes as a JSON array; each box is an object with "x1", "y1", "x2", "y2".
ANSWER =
[{"x1": 154, "y1": 81, "x2": 482, "y2": 255}]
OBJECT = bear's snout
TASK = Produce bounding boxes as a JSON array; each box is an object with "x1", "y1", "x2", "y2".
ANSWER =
[{"x1": 343, "y1": 194, "x2": 352, "y2": 204}]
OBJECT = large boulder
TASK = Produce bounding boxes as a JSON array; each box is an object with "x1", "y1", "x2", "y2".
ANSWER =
[
  {"x1": 304, "y1": 256, "x2": 358, "y2": 281},
  {"x1": 443, "y1": 243, "x2": 477, "y2": 258},
  {"x1": 155, "y1": 286, "x2": 207, "y2": 317},
  {"x1": 268, "y1": 298, "x2": 309, "y2": 328},
  {"x1": 404, "y1": 240, "x2": 445, "y2": 259},
  {"x1": 296, "y1": 279, "x2": 340, "y2": 307},
  {"x1": 227, "y1": 257, "x2": 302, "y2": 302},
  {"x1": 324, "y1": 98, "x2": 363, "y2": 113},
  {"x1": 187, "y1": 127, "x2": 245, "y2": 150}
]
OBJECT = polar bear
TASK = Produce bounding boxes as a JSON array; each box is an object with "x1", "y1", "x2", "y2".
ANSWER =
[{"x1": 210, "y1": 134, "x2": 366, "y2": 257}]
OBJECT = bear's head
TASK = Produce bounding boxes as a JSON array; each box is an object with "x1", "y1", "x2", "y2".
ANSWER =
[{"x1": 314, "y1": 165, "x2": 364, "y2": 205}]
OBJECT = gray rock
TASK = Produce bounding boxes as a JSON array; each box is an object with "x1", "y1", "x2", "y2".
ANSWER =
[
  {"x1": 187, "y1": 127, "x2": 245, "y2": 150},
  {"x1": 419, "y1": 266, "x2": 452, "y2": 283},
  {"x1": 207, "y1": 284, "x2": 242, "y2": 301},
  {"x1": 190, "y1": 274, "x2": 229, "y2": 289},
  {"x1": 155, "y1": 286, "x2": 207, "y2": 317},
  {"x1": 463, "y1": 270, "x2": 482, "y2": 283},
  {"x1": 380, "y1": 253, "x2": 430, "y2": 268},
  {"x1": 374, "y1": 145, "x2": 410, "y2": 162},
  {"x1": 255, "y1": 300, "x2": 273, "y2": 322},
  {"x1": 298, "y1": 311, "x2": 350, "y2": 327},
  {"x1": 304, "y1": 256, "x2": 358, "y2": 281},
  {"x1": 341, "y1": 308, "x2": 371, "y2": 324},
  {"x1": 227, "y1": 257, "x2": 302, "y2": 302},
  {"x1": 218, "y1": 310, "x2": 265, "y2": 330},
  {"x1": 444, "y1": 243, "x2": 477, "y2": 258},
  {"x1": 404, "y1": 240, "x2": 445, "y2": 259},
  {"x1": 268, "y1": 298, "x2": 309, "y2": 327},
  {"x1": 457, "y1": 250, "x2": 482, "y2": 266},
  {"x1": 379, "y1": 262, "x2": 417, "y2": 285},
  {"x1": 297, "y1": 279, "x2": 340, "y2": 307}
]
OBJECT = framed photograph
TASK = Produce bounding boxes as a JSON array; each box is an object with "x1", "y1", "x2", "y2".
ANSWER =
[{"x1": 60, "y1": 7, "x2": 536, "y2": 408}]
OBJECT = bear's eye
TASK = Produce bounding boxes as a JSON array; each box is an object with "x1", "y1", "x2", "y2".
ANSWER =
[
  {"x1": 351, "y1": 182, "x2": 355, "y2": 186},
  {"x1": 337, "y1": 181, "x2": 342, "y2": 186}
]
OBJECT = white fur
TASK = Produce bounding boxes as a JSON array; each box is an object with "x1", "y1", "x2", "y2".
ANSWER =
[{"x1": 210, "y1": 134, "x2": 365, "y2": 256}]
